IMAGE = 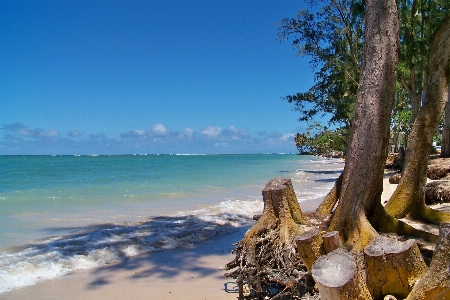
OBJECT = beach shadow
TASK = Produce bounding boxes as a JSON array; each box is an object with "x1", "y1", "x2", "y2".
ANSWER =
[
  {"x1": 16, "y1": 214, "x2": 251, "y2": 292},
  {"x1": 83, "y1": 221, "x2": 251, "y2": 292}
]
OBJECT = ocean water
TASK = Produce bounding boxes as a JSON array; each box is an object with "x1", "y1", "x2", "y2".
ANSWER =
[{"x1": 0, "y1": 154, "x2": 344, "y2": 294}]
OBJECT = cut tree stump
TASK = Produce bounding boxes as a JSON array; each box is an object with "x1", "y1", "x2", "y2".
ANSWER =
[
  {"x1": 406, "y1": 223, "x2": 450, "y2": 300},
  {"x1": 311, "y1": 248, "x2": 372, "y2": 300},
  {"x1": 322, "y1": 231, "x2": 342, "y2": 253},
  {"x1": 364, "y1": 235, "x2": 428, "y2": 299},
  {"x1": 225, "y1": 177, "x2": 308, "y2": 298},
  {"x1": 294, "y1": 229, "x2": 325, "y2": 273}
]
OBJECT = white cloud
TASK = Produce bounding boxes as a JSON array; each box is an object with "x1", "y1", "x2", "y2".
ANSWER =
[
  {"x1": 214, "y1": 142, "x2": 230, "y2": 148},
  {"x1": 180, "y1": 128, "x2": 195, "y2": 139},
  {"x1": 1, "y1": 122, "x2": 297, "y2": 154},
  {"x1": 134, "y1": 129, "x2": 146, "y2": 136},
  {"x1": 281, "y1": 133, "x2": 295, "y2": 141},
  {"x1": 201, "y1": 126, "x2": 222, "y2": 139},
  {"x1": 2, "y1": 122, "x2": 59, "y2": 139},
  {"x1": 152, "y1": 123, "x2": 168, "y2": 136},
  {"x1": 41, "y1": 129, "x2": 59, "y2": 138},
  {"x1": 17, "y1": 127, "x2": 34, "y2": 137},
  {"x1": 223, "y1": 126, "x2": 250, "y2": 141},
  {"x1": 68, "y1": 130, "x2": 83, "y2": 137}
]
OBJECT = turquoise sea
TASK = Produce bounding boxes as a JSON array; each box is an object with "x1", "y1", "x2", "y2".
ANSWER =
[{"x1": 0, "y1": 154, "x2": 344, "y2": 294}]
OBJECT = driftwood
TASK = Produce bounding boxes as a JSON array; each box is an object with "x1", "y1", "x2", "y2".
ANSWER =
[
  {"x1": 311, "y1": 249, "x2": 372, "y2": 300},
  {"x1": 294, "y1": 229, "x2": 325, "y2": 273},
  {"x1": 427, "y1": 157, "x2": 450, "y2": 179},
  {"x1": 424, "y1": 180, "x2": 450, "y2": 204},
  {"x1": 406, "y1": 223, "x2": 450, "y2": 299},
  {"x1": 364, "y1": 236, "x2": 428, "y2": 299}
]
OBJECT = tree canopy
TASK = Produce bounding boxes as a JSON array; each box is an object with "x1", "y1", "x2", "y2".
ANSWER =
[
  {"x1": 278, "y1": 0, "x2": 365, "y2": 130},
  {"x1": 281, "y1": 0, "x2": 450, "y2": 155}
]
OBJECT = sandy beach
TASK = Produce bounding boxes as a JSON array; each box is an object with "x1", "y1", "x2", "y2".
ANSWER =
[{"x1": 0, "y1": 173, "x2": 412, "y2": 300}]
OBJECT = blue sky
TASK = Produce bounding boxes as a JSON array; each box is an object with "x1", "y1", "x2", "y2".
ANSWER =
[{"x1": 1, "y1": 0, "x2": 315, "y2": 155}]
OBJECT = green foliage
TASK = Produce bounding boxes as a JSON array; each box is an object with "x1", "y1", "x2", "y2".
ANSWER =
[
  {"x1": 281, "y1": 1, "x2": 450, "y2": 156},
  {"x1": 294, "y1": 124, "x2": 348, "y2": 155},
  {"x1": 278, "y1": 0, "x2": 365, "y2": 129},
  {"x1": 390, "y1": 83, "x2": 413, "y2": 148},
  {"x1": 397, "y1": 0, "x2": 450, "y2": 111}
]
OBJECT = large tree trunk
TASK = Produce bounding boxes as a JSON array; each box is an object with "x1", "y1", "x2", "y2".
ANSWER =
[
  {"x1": 327, "y1": 0, "x2": 399, "y2": 251},
  {"x1": 385, "y1": 15, "x2": 450, "y2": 224},
  {"x1": 441, "y1": 85, "x2": 450, "y2": 157}
]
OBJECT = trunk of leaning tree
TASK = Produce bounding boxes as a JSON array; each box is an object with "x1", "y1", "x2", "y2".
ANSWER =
[
  {"x1": 441, "y1": 84, "x2": 450, "y2": 158},
  {"x1": 385, "y1": 15, "x2": 450, "y2": 224},
  {"x1": 326, "y1": 0, "x2": 399, "y2": 251}
]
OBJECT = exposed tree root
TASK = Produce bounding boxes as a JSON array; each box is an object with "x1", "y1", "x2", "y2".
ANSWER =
[
  {"x1": 384, "y1": 187, "x2": 450, "y2": 225},
  {"x1": 407, "y1": 202, "x2": 450, "y2": 224},
  {"x1": 225, "y1": 224, "x2": 316, "y2": 299},
  {"x1": 370, "y1": 204, "x2": 438, "y2": 243}
]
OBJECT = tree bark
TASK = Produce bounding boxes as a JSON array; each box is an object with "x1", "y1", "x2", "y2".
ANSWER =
[
  {"x1": 322, "y1": 231, "x2": 342, "y2": 253},
  {"x1": 327, "y1": 0, "x2": 399, "y2": 251},
  {"x1": 385, "y1": 15, "x2": 450, "y2": 224},
  {"x1": 311, "y1": 249, "x2": 372, "y2": 299},
  {"x1": 406, "y1": 223, "x2": 450, "y2": 300},
  {"x1": 441, "y1": 85, "x2": 450, "y2": 157},
  {"x1": 294, "y1": 229, "x2": 325, "y2": 273},
  {"x1": 364, "y1": 236, "x2": 428, "y2": 299}
]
